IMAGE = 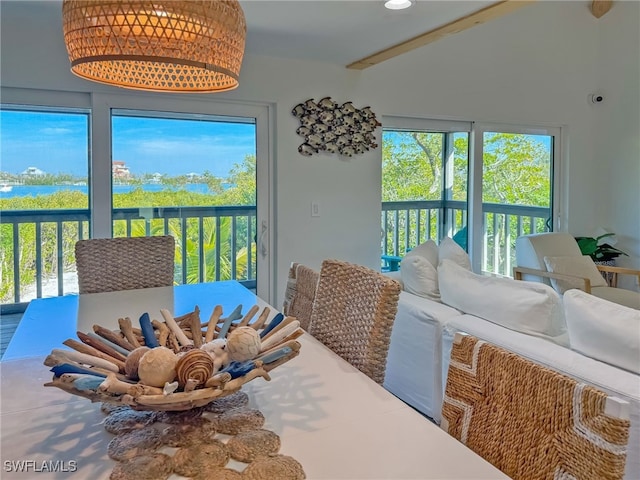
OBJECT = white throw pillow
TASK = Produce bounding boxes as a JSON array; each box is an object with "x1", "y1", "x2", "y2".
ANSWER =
[
  {"x1": 439, "y1": 236, "x2": 471, "y2": 270},
  {"x1": 564, "y1": 289, "x2": 640, "y2": 374},
  {"x1": 400, "y1": 240, "x2": 440, "y2": 301},
  {"x1": 409, "y1": 239, "x2": 439, "y2": 267},
  {"x1": 543, "y1": 255, "x2": 607, "y2": 293},
  {"x1": 438, "y1": 259, "x2": 568, "y2": 345}
]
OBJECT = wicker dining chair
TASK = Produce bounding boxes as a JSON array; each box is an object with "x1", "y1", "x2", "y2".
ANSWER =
[
  {"x1": 283, "y1": 262, "x2": 320, "y2": 331},
  {"x1": 309, "y1": 259, "x2": 401, "y2": 384},
  {"x1": 75, "y1": 236, "x2": 176, "y2": 294},
  {"x1": 442, "y1": 333, "x2": 630, "y2": 480}
]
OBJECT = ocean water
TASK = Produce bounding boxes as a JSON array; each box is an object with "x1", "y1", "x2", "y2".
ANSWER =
[{"x1": 0, "y1": 183, "x2": 214, "y2": 199}]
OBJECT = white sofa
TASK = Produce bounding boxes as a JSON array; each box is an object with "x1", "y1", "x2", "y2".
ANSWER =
[
  {"x1": 382, "y1": 239, "x2": 640, "y2": 479},
  {"x1": 384, "y1": 289, "x2": 461, "y2": 421}
]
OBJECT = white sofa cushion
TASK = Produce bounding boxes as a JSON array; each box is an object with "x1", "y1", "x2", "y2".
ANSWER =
[
  {"x1": 438, "y1": 236, "x2": 471, "y2": 270},
  {"x1": 410, "y1": 239, "x2": 440, "y2": 266},
  {"x1": 384, "y1": 290, "x2": 462, "y2": 422},
  {"x1": 564, "y1": 289, "x2": 640, "y2": 374},
  {"x1": 438, "y1": 259, "x2": 568, "y2": 345},
  {"x1": 543, "y1": 255, "x2": 607, "y2": 293},
  {"x1": 591, "y1": 286, "x2": 640, "y2": 310},
  {"x1": 400, "y1": 240, "x2": 440, "y2": 301}
]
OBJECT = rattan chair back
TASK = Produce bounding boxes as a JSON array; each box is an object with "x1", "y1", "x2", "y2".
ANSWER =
[
  {"x1": 283, "y1": 262, "x2": 299, "y2": 315},
  {"x1": 309, "y1": 259, "x2": 401, "y2": 384},
  {"x1": 75, "y1": 236, "x2": 175, "y2": 294},
  {"x1": 442, "y1": 333, "x2": 630, "y2": 480},
  {"x1": 283, "y1": 262, "x2": 320, "y2": 331}
]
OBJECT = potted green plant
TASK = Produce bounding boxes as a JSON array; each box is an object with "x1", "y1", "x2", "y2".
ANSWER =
[{"x1": 575, "y1": 233, "x2": 628, "y2": 264}]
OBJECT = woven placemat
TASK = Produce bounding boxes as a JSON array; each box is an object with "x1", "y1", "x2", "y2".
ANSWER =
[{"x1": 101, "y1": 401, "x2": 306, "y2": 479}]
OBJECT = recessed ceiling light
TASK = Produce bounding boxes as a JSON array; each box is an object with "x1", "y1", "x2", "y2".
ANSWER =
[{"x1": 384, "y1": 0, "x2": 413, "y2": 10}]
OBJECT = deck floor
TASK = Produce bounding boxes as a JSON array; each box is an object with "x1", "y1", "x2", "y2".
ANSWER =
[{"x1": 1, "y1": 313, "x2": 22, "y2": 360}]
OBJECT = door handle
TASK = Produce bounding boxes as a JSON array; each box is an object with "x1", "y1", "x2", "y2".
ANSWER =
[{"x1": 258, "y1": 220, "x2": 268, "y2": 258}]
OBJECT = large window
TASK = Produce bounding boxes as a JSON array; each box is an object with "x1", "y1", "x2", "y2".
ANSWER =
[
  {"x1": 0, "y1": 90, "x2": 272, "y2": 309},
  {"x1": 475, "y1": 126, "x2": 557, "y2": 275},
  {"x1": 0, "y1": 106, "x2": 90, "y2": 303},
  {"x1": 382, "y1": 117, "x2": 560, "y2": 277},
  {"x1": 381, "y1": 117, "x2": 471, "y2": 259},
  {"x1": 110, "y1": 109, "x2": 258, "y2": 287}
]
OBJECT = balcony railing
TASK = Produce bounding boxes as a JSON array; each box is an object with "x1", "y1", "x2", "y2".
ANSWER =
[
  {"x1": 1, "y1": 209, "x2": 90, "y2": 308},
  {"x1": 2, "y1": 201, "x2": 549, "y2": 311},
  {"x1": 1, "y1": 206, "x2": 257, "y2": 311},
  {"x1": 381, "y1": 200, "x2": 550, "y2": 276}
]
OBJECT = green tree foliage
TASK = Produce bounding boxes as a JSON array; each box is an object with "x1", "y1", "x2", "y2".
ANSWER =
[
  {"x1": 1, "y1": 190, "x2": 88, "y2": 210},
  {"x1": 381, "y1": 131, "x2": 551, "y2": 272},
  {"x1": 1, "y1": 191, "x2": 88, "y2": 300},
  {"x1": 1, "y1": 172, "x2": 87, "y2": 186},
  {"x1": 215, "y1": 155, "x2": 256, "y2": 205},
  {"x1": 382, "y1": 132, "x2": 443, "y2": 201},
  {"x1": 382, "y1": 131, "x2": 550, "y2": 206},
  {"x1": 111, "y1": 187, "x2": 227, "y2": 208},
  {"x1": 201, "y1": 171, "x2": 226, "y2": 196},
  {"x1": 170, "y1": 217, "x2": 253, "y2": 284},
  {"x1": 382, "y1": 131, "x2": 465, "y2": 251},
  {"x1": 481, "y1": 133, "x2": 550, "y2": 206},
  {"x1": 122, "y1": 216, "x2": 255, "y2": 286}
]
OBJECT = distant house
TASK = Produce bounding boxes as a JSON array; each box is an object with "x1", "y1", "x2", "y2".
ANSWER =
[
  {"x1": 21, "y1": 166, "x2": 46, "y2": 176},
  {"x1": 112, "y1": 161, "x2": 130, "y2": 179}
]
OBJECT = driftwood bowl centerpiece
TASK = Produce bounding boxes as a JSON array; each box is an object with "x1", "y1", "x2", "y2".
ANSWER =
[{"x1": 44, "y1": 304, "x2": 303, "y2": 411}]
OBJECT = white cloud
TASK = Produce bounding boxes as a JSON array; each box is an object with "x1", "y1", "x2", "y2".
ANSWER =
[{"x1": 41, "y1": 127, "x2": 73, "y2": 135}]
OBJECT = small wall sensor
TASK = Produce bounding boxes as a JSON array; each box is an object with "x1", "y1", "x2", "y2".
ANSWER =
[{"x1": 590, "y1": 94, "x2": 604, "y2": 104}]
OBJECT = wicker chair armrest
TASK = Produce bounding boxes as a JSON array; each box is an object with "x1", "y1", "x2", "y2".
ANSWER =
[{"x1": 512, "y1": 266, "x2": 592, "y2": 294}]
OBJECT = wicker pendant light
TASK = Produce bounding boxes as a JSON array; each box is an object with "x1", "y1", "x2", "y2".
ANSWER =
[{"x1": 62, "y1": 0, "x2": 246, "y2": 93}]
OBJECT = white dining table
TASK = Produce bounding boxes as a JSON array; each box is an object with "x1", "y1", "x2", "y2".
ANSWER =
[{"x1": 1, "y1": 281, "x2": 509, "y2": 479}]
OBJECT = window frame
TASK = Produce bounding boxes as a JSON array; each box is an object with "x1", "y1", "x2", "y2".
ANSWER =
[
  {"x1": 1, "y1": 87, "x2": 275, "y2": 303},
  {"x1": 1, "y1": 90, "x2": 92, "y2": 304},
  {"x1": 470, "y1": 122, "x2": 562, "y2": 272},
  {"x1": 382, "y1": 115, "x2": 472, "y2": 245},
  {"x1": 381, "y1": 115, "x2": 563, "y2": 275}
]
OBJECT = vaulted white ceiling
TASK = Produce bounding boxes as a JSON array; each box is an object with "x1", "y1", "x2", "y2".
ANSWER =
[
  {"x1": 2, "y1": 1, "x2": 609, "y2": 69},
  {"x1": 0, "y1": 0, "x2": 503, "y2": 67},
  {"x1": 242, "y1": 0, "x2": 498, "y2": 65}
]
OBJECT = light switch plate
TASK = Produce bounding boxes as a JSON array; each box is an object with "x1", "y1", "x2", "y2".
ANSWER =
[{"x1": 311, "y1": 202, "x2": 320, "y2": 217}]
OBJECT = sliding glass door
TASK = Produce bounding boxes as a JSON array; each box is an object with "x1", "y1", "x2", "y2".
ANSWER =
[
  {"x1": 111, "y1": 110, "x2": 259, "y2": 290},
  {"x1": 381, "y1": 117, "x2": 471, "y2": 259},
  {"x1": 0, "y1": 105, "x2": 90, "y2": 304},
  {"x1": 471, "y1": 124, "x2": 559, "y2": 275},
  {"x1": 1, "y1": 90, "x2": 273, "y2": 308},
  {"x1": 92, "y1": 94, "x2": 272, "y2": 299},
  {"x1": 382, "y1": 117, "x2": 560, "y2": 277}
]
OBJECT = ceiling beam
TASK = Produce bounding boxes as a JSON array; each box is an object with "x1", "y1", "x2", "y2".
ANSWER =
[
  {"x1": 590, "y1": 0, "x2": 613, "y2": 18},
  {"x1": 347, "y1": 0, "x2": 536, "y2": 70}
]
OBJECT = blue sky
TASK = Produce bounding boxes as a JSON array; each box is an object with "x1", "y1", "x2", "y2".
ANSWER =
[{"x1": 0, "y1": 110, "x2": 257, "y2": 178}]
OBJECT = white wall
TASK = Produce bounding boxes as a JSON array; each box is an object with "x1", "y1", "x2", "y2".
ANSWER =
[
  {"x1": 2, "y1": 1, "x2": 638, "y2": 304},
  {"x1": 357, "y1": 1, "x2": 604, "y2": 231},
  {"x1": 356, "y1": 0, "x2": 639, "y2": 284},
  {"x1": 593, "y1": 2, "x2": 640, "y2": 272}
]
